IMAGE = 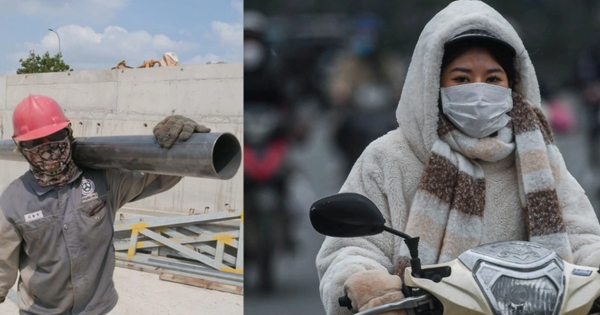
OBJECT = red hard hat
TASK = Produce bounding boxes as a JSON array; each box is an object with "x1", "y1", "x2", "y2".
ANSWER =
[{"x1": 13, "y1": 95, "x2": 70, "y2": 141}]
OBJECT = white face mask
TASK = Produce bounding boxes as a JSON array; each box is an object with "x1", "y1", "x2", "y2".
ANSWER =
[{"x1": 440, "y1": 83, "x2": 513, "y2": 138}]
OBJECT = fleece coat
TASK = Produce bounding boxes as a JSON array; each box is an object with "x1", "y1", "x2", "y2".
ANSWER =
[{"x1": 315, "y1": 1, "x2": 600, "y2": 315}]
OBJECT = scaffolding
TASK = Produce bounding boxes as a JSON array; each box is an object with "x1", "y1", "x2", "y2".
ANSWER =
[{"x1": 113, "y1": 209, "x2": 244, "y2": 295}]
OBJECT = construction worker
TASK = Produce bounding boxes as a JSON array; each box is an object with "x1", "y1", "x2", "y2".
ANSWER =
[{"x1": 0, "y1": 94, "x2": 210, "y2": 315}]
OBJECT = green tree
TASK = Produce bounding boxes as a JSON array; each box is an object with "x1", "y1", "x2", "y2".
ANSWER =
[{"x1": 16, "y1": 50, "x2": 73, "y2": 74}]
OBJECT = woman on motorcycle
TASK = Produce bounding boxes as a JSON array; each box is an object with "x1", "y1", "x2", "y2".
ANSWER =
[{"x1": 316, "y1": 1, "x2": 600, "y2": 314}]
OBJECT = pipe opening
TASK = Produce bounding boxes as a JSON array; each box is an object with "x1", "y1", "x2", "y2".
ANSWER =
[{"x1": 212, "y1": 133, "x2": 242, "y2": 180}]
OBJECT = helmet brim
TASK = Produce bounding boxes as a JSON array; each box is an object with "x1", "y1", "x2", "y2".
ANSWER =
[{"x1": 14, "y1": 122, "x2": 70, "y2": 141}]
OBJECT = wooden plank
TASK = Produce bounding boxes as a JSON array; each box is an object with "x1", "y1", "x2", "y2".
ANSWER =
[{"x1": 159, "y1": 273, "x2": 243, "y2": 295}]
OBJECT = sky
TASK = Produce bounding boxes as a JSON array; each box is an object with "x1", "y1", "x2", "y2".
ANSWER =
[{"x1": 0, "y1": 0, "x2": 243, "y2": 75}]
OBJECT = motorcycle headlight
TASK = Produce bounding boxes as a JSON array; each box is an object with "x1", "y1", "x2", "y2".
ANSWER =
[
  {"x1": 482, "y1": 267, "x2": 561, "y2": 314},
  {"x1": 493, "y1": 275, "x2": 557, "y2": 314},
  {"x1": 459, "y1": 241, "x2": 565, "y2": 315}
]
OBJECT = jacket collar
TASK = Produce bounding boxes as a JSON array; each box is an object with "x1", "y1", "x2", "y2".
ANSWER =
[{"x1": 25, "y1": 166, "x2": 83, "y2": 196}]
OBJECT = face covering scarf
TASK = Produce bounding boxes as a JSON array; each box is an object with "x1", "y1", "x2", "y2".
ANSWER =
[
  {"x1": 21, "y1": 138, "x2": 76, "y2": 187},
  {"x1": 441, "y1": 83, "x2": 513, "y2": 138},
  {"x1": 393, "y1": 93, "x2": 572, "y2": 280}
]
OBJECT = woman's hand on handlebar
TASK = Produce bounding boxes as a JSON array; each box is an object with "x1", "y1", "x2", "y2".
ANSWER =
[{"x1": 343, "y1": 269, "x2": 407, "y2": 315}]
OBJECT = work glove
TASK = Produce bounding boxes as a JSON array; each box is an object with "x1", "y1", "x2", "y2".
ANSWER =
[
  {"x1": 344, "y1": 269, "x2": 406, "y2": 315},
  {"x1": 153, "y1": 115, "x2": 211, "y2": 149}
]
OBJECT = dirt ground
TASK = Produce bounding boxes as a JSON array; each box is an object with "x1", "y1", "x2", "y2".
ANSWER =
[{"x1": 0, "y1": 267, "x2": 243, "y2": 315}]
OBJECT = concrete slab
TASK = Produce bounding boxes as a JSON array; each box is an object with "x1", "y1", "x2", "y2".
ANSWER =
[
  {"x1": 6, "y1": 82, "x2": 119, "y2": 111},
  {"x1": 116, "y1": 75, "x2": 243, "y2": 117}
]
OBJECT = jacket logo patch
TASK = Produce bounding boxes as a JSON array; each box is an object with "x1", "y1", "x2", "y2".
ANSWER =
[
  {"x1": 81, "y1": 178, "x2": 99, "y2": 202},
  {"x1": 24, "y1": 210, "x2": 44, "y2": 223},
  {"x1": 82, "y1": 179, "x2": 95, "y2": 195}
]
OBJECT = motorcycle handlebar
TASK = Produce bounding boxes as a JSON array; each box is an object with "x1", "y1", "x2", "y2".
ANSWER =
[{"x1": 338, "y1": 294, "x2": 353, "y2": 310}]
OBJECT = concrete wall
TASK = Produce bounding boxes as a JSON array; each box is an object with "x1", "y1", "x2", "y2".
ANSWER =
[{"x1": 0, "y1": 64, "x2": 243, "y2": 217}]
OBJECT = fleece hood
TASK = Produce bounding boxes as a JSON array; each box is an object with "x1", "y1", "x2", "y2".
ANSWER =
[{"x1": 396, "y1": 0, "x2": 541, "y2": 162}]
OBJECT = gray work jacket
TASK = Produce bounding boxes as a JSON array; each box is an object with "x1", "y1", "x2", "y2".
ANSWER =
[{"x1": 0, "y1": 167, "x2": 182, "y2": 315}]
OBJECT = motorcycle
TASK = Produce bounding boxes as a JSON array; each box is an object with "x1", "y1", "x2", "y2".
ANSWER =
[
  {"x1": 244, "y1": 101, "x2": 294, "y2": 293},
  {"x1": 310, "y1": 192, "x2": 600, "y2": 315}
]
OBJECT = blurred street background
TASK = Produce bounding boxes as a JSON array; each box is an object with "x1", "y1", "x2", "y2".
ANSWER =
[{"x1": 243, "y1": 1, "x2": 600, "y2": 314}]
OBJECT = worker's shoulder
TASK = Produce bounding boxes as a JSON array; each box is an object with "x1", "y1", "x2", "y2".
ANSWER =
[
  {"x1": 1, "y1": 171, "x2": 32, "y2": 197},
  {"x1": 0, "y1": 171, "x2": 36, "y2": 215}
]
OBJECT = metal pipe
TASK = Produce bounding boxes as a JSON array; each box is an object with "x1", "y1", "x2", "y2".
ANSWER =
[{"x1": 0, "y1": 133, "x2": 241, "y2": 180}]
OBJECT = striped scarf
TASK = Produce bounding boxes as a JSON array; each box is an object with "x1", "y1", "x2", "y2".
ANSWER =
[{"x1": 394, "y1": 93, "x2": 573, "y2": 278}]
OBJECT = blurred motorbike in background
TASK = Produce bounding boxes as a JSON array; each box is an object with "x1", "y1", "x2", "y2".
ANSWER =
[
  {"x1": 244, "y1": 11, "x2": 300, "y2": 293},
  {"x1": 244, "y1": 101, "x2": 295, "y2": 293}
]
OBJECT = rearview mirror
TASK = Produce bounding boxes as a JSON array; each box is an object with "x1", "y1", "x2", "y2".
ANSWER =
[{"x1": 309, "y1": 192, "x2": 385, "y2": 237}]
